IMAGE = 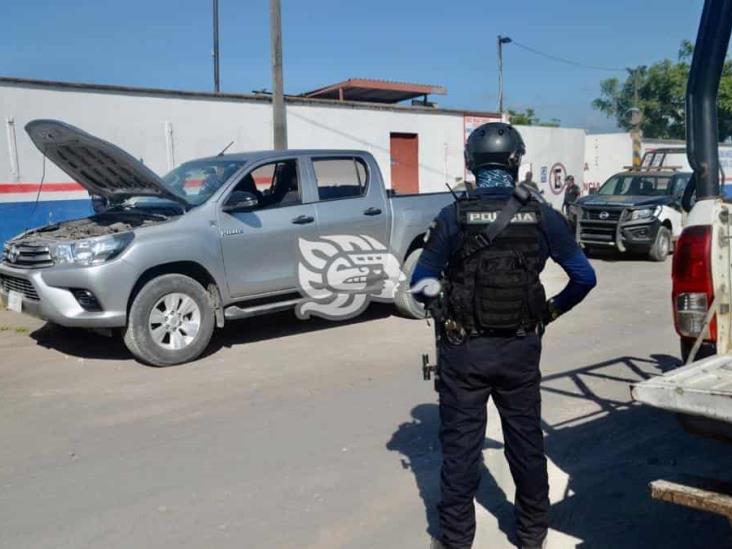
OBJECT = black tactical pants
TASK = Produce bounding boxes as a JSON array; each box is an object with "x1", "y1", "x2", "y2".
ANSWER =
[{"x1": 436, "y1": 333, "x2": 549, "y2": 548}]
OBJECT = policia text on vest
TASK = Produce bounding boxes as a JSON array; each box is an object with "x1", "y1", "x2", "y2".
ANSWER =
[{"x1": 465, "y1": 210, "x2": 538, "y2": 224}]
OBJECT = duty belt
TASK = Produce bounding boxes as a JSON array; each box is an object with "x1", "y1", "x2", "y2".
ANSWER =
[{"x1": 468, "y1": 325, "x2": 539, "y2": 338}]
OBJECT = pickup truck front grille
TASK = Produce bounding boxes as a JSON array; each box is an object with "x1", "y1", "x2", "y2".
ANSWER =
[
  {"x1": 578, "y1": 207, "x2": 623, "y2": 244},
  {"x1": 3, "y1": 243, "x2": 54, "y2": 268},
  {"x1": 579, "y1": 223, "x2": 616, "y2": 242},
  {"x1": 583, "y1": 208, "x2": 623, "y2": 221},
  {"x1": 0, "y1": 274, "x2": 40, "y2": 301}
]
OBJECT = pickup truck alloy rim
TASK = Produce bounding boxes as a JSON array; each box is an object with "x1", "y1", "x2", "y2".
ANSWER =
[
  {"x1": 659, "y1": 233, "x2": 670, "y2": 256},
  {"x1": 148, "y1": 293, "x2": 201, "y2": 351}
]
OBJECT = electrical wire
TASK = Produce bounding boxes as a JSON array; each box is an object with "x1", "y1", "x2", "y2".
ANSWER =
[
  {"x1": 510, "y1": 40, "x2": 626, "y2": 72},
  {"x1": 27, "y1": 152, "x2": 46, "y2": 231}
]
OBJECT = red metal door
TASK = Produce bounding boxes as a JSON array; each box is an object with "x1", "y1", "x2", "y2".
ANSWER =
[{"x1": 390, "y1": 133, "x2": 419, "y2": 194}]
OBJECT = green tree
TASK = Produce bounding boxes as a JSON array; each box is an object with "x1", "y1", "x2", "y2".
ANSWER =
[
  {"x1": 507, "y1": 107, "x2": 560, "y2": 127},
  {"x1": 592, "y1": 40, "x2": 732, "y2": 140}
]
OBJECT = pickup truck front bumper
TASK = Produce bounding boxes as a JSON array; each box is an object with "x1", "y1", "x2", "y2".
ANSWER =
[
  {"x1": 0, "y1": 259, "x2": 137, "y2": 328},
  {"x1": 576, "y1": 207, "x2": 662, "y2": 252}
]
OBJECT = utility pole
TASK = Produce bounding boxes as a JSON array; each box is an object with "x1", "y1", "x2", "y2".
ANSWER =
[
  {"x1": 626, "y1": 66, "x2": 644, "y2": 168},
  {"x1": 213, "y1": 0, "x2": 220, "y2": 93},
  {"x1": 270, "y1": 0, "x2": 287, "y2": 150},
  {"x1": 497, "y1": 36, "x2": 512, "y2": 116}
]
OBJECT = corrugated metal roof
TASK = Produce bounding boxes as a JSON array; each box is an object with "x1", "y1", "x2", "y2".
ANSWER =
[{"x1": 301, "y1": 78, "x2": 447, "y2": 104}]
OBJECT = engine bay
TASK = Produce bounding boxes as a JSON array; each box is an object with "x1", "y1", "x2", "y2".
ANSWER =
[{"x1": 13, "y1": 211, "x2": 171, "y2": 242}]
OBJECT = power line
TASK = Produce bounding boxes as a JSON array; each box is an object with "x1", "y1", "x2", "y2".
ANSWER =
[{"x1": 510, "y1": 40, "x2": 625, "y2": 72}]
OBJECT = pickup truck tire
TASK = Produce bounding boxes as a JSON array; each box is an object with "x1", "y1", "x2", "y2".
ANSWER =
[
  {"x1": 124, "y1": 274, "x2": 215, "y2": 366},
  {"x1": 395, "y1": 248, "x2": 427, "y2": 319},
  {"x1": 648, "y1": 226, "x2": 671, "y2": 262}
]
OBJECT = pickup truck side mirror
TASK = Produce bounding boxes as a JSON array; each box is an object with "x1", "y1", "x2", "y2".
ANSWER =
[
  {"x1": 681, "y1": 175, "x2": 697, "y2": 213},
  {"x1": 589, "y1": 188, "x2": 598, "y2": 195},
  {"x1": 223, "y1": 191, "x2": 259, "y2": 213}
]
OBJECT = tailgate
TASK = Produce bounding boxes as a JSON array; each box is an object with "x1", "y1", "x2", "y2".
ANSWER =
[{"x1": 631, "y1": 355, "x2": 732, "y2": 423}]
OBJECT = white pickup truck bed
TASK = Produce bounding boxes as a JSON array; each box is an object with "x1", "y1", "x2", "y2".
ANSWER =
[{"x1": 631, "y1": 356, "x2": 732, "y2": 423}]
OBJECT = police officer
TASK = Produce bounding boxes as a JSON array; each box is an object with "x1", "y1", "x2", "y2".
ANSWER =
[
  {"x1": 563, "y1": 175, "x2": 580, "y2": 216},
  {"x1": 411, "y1": 123, "x2": 596, "y2": 549},
  {"x1": 521, "y1": 170, "x2": 540, "y2": 193}
]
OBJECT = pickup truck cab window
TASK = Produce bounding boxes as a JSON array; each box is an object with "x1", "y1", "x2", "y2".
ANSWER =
[
  {"x1": 598, "y1": 174, "x2": 672, "y2": 196},
  {"x1": 231, "y1": 159, "x2": 301, "y2": 209},
  {"x1": 219, "y1": 157, "x2": 318, "y2": 297},
  {"x1": 164, "y1": 159, "x2": 247, "y2": 206},
  {"x1": 671, "y1": 174, "x2": 691, "y2": 198},
  {"x1": 312, "y1": 157, "x2": 368, "y2": 201}
]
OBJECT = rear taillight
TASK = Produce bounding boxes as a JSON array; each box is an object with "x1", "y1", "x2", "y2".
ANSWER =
[{"x1": 672, "y1": 225, "x2": 715, "y2": 341}]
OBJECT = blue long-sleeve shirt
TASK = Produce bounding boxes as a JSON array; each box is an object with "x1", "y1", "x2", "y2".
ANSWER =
[{"x1": 411, "y1": 187, "x2": 596, "y2": 313}]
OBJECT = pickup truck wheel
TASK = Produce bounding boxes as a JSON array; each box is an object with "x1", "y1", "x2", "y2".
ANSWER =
[
  {"x1": 395, "y1": 248, "x2": 427, "y2": 319},
  {"x1": 649, "y1": 226, "x2": 671, "y2": 262},
  {"x1": 124, "y1": 274, "x2": 215, "y2": 366}
]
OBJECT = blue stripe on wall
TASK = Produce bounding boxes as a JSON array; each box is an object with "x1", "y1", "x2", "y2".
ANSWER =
[{"x1": 0, "y1": 199, "x2": 93, "y2": 246}]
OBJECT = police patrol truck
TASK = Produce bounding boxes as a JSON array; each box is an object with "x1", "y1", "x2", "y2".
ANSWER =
[{"x1": 574, "y1": 150, "x2": 691, "y2": 262}]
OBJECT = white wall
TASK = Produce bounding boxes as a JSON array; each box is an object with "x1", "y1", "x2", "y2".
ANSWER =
[
  {"x1": 584, "y1": 133, "x2": 633, "y2": 191},
  {"x1": 585, "y1": 133, "x2": 732, "y2": 188},
  {"x1": 286, "y1": 104, "x2": 465, "y2": 192},
  {"x1": 517, "y1": 125, "x2": 586, "y2": 210},
  {"x1": 0, "y1": 81, "x2": 585, "y2": 206},
  {"x1": 0, "y1": 83, "x2": 465, "y2": 194}
]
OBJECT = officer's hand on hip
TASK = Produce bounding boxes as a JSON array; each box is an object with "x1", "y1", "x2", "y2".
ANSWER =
[{"x1": 541, "y1": 298, "x2": 562, "y2": 326}]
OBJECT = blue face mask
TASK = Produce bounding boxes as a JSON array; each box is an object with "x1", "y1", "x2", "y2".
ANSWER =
[{"x1": 475, "y1": 168, "x2": 515, "y2": 189}]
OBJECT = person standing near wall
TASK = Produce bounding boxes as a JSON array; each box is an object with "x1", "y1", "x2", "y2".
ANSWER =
[
  {"x1": 562, "y1": 175, "x2": 580, "y2": 216},
  {"x1": 521, "y1": 171, "x2": 540, "y2": 193}
]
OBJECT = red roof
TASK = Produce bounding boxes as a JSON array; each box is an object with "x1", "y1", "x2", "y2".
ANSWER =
[{"x1": 301, "y1": 78, "x2": 447, "y2": 104}]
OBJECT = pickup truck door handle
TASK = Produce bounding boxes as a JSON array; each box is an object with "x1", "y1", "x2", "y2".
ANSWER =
[
  {"x1": 291, "y1": 214, "x2": 315, "y2": 225},
  {"x1": 363, "y1": 207, "x2": 382, "y2": 216}
]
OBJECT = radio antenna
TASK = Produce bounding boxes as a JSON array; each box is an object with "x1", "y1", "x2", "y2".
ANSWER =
[
  {"x1": 217, "y1": 140, "x2": 235, "y2": 156},
  {"x1": 445, "y1": 182, "x2": 460, "y2": 201}
]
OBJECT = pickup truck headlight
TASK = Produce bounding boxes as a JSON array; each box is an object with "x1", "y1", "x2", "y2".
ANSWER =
[
  {"x1": 52, "y1": 233, "x2": 134, "y2": 266},
  {"x1": 630, "y1": 206, "x2": 661, "y2": 220}
]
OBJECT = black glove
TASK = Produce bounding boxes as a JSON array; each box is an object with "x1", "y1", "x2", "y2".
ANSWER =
[{"x1": 542, "y1": 299, "x2": 562, "y2": 325}]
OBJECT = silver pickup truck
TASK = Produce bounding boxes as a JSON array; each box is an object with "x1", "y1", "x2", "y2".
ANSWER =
[{"x1": 0, "y1": 120, "x2": 452, "y2": 365}]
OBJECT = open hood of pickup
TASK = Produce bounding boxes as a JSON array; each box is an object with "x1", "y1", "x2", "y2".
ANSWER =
[{"x1": 25, "y1": 119, "x2": 188, "y2": 207}]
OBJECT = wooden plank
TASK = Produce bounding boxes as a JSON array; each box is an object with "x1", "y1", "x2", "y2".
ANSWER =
[{"x1": 651, "y1": 478, "x2": 732, "y2": 519}]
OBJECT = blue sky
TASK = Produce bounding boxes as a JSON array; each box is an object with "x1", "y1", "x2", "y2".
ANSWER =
[{"x1": 0, "y1": 0, "x2": 706, "y2": 132}]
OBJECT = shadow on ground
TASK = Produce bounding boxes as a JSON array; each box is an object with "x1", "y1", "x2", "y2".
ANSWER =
[
  {"x1": 29, "y1": 303, "x2": 396, "y2": 364},
  {"x1": 387, "y1": 354, "x2": 732, "y2": 548}
]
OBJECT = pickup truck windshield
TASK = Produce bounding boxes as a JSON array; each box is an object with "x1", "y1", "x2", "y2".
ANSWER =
[
  {"x1": 163, "y1": 159, "x2": 247, "y2": 206},
  {"x1": 598, "y1": 174, "x2": 672, "y2": 197}
]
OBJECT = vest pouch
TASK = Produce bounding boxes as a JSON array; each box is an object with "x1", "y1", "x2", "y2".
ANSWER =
[
  {"x1": 473, "y1": 250, "x2": 532, "y2": 330},
  {"x1": 526, "y1": 281, "x2": 547, "y2": 321}
]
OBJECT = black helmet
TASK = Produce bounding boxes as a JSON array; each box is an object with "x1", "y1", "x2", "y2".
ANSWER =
[{"x1": 465, "y1": 122, "x2": 526, "y2": 176}]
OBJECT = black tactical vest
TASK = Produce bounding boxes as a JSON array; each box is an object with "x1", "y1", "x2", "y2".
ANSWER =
[{"x1": 445, "y1": 195, "x2": 546, "y2": 333}]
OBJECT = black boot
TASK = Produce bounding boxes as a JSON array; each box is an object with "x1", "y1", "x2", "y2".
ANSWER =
[{"x1": 521, "y1": 537, "x2": 547, "y2": 549}]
